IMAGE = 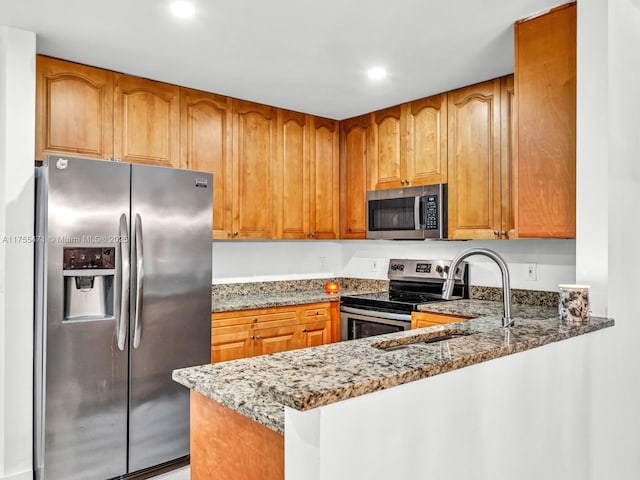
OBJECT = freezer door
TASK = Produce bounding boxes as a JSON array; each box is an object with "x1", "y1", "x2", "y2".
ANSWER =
[
  {"x1": 128, "y1": 164, "x2": 212, "y2": 472},
  {"x1": 35, "y1": 157, "x2": 130, "y2": 480}
]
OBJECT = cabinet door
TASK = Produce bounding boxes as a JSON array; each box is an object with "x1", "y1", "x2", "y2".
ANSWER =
[
  {"x1": 340, "y1": 115, "x2": 369, "y2": 239},
  {"x1": 447, "y1": 79, "x2": 502, "y2": 239},
  {"x1": 181, "y1": 89, "x2": 233, "y2": 239},
  {"x1": 35, "y1": 56, "x2": 114, "y2": 161},
  {"x1": 369, "y1": 105, "x2": 404, "y2": 190},
  {"x1": 515, "y1": 3, "x2": 576, "y2": 238},
  {"x1": 411, "y1": 311, "x2": 472, "y2": 329},
  {"x1": 211, "y1": 325, "x2": 254, "y2": 363},
  {"x1": 279, "y1": 110, "x2": 309, "y2": 239},
  {"x1": 309, "y1": 117, "x2": 340, "y2": 239},
  {"x1": 406, "y1": 94, "x2": 447, "y2": 185},
  {"x1": 300, "y1": 320, "x2": 330, "y2": 348},
  {"x1": 232, "y1": 100, "x2": 278, "y2": 239},
  {"x1": 500, "y1": 75, "x2": 516, "y2": 239},
  {"x1": 113, "y1": 74, "x2": 181, "y2": 168},
  {"x1": 254, "y1": 324, "x2": 300, "y2": 356}
]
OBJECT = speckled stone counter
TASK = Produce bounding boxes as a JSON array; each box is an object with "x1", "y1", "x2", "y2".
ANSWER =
[
  {"x1": 174, "y1": 299, "x2": 614, "y2": 434},
  {"x1": 211, "y1": 278, "x2": 388, "y2": 312}
]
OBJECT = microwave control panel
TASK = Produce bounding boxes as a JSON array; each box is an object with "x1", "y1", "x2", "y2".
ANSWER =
[{"x1": 422, "y1": 195, "x2": 439, "y2": 230}]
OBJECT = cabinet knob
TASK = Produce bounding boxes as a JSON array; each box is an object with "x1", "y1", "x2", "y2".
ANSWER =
[
  {"x1": 315, "y1": 311, "x2": 319, "y2": 315},
  {"x1": 302, "y1": 328, "x2": 307, "y2": 332},
  {"x1": 256, "y1": 335, "x2": 262, "y2": 340},
  {"x1": 227, "y1": 231, "x2": 233, "y2": 237},
  {"x1": 233, "y1": 232, "x2": 239, "y2": 237},
  {"x1": 253, "y1": 317, "x2": 258, "y2": 323},
  {"x1": 250, "y1": 335, "x2": 255, "y2": 340},
  {"x1": 493, "y1": 230, "x2": 499, "y2": 236},
  {"x1": 310, "y1": 232, "x2": 316, "y2": 237},
  {"x1": 501, "y1": 230, "x2": 507, "y2": 236}
]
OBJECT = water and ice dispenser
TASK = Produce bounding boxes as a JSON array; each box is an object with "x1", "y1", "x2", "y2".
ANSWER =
[{"x1": 63, "y1": 247, "x2": 115, "y2": 321}]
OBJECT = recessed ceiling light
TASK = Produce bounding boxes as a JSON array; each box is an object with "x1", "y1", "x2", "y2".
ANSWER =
[
  {"x1": 170, "y1": 1, "x2": 195, "y2": 18},
  {"x1": 367, "y1": 67, "x2": 387, "y2": 80}
]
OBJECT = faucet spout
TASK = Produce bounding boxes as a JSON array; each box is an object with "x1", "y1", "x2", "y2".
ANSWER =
[{"x1": 442, "y1": 248, "x2": 514, "y2": 328}]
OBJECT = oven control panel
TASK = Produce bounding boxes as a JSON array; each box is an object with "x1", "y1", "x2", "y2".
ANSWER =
[{"x1": 388, "y1": 259, "x2": 467, "y2": 283}]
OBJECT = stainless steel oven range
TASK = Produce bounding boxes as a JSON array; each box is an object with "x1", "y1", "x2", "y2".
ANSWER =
[{"x1": 340, "y1": 259, "x2": 469, "y2": 341}]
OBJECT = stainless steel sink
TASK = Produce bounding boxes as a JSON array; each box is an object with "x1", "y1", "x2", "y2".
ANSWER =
[{"x1": 371, "y1": 328, "x2": 472, "y2": 352}]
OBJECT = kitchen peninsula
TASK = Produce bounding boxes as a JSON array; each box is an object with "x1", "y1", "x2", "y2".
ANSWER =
[{"x1": 173, "y1": 301, "x2": 613, "y2": 480}]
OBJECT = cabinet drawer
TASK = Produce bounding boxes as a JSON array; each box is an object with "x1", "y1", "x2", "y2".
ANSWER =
[
  {"x1": 411, "y1": 311, "x2": 472, "y2": 329},
  {"x1": 212, "y1": 306, "x2": 298, "y2": 328}
]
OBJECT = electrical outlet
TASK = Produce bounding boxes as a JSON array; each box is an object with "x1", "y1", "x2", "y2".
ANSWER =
[
  {"x1": 526, "y1": 263, "x2": 537, "y2": 281},
  {"x1": 371, "y1": 259, "x2": 378, "y2": 271}
]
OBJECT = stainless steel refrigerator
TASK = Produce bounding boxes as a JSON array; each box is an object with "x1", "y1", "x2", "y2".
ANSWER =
[{"x1": 34, "y1": 156, "x2": 212, "y2": 480}]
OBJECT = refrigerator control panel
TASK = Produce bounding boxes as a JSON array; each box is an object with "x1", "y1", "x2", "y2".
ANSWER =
[{"x1": 63, "y1": 247, "x2": 115, "y2": 270}]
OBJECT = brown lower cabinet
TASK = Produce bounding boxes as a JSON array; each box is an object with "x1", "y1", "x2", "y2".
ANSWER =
[
  {"x1": 411, "y1": 311, "x2": 473, "y2": 329},
  {"x1": 211, "y1": 302, "x2": 338, "y2": 363}
]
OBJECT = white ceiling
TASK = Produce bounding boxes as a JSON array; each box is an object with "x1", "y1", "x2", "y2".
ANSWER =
[{"x1": 1, "y1": 0, "x2": 564, "y2": 120}]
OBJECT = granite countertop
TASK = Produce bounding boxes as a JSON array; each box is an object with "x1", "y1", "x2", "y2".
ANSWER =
[
  {"x1": 175, "y1": 299, "x2": 614, "y2": 435},
  {"x1": 212, "y1": 289, "x2": 359, "y2": 313}
]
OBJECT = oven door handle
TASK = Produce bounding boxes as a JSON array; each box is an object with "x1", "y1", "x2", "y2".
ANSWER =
[{"x1": 340, "y1": 306, "x2": 412, "y2": 322}]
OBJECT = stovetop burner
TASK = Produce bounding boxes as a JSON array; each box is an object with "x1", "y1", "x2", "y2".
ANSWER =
[{"x1": 340, "y1": 258, "x2": 470, "y2": 314}]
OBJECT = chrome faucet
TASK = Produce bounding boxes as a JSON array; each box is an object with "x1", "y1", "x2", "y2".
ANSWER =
[{"x1": 442, "y1": 248, "x2": 514, "y2": 328}]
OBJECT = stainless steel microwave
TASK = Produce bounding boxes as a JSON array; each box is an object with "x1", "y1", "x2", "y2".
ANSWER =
[{"x1": 366, "y1": 184, "x2": 447, "y2": 240}]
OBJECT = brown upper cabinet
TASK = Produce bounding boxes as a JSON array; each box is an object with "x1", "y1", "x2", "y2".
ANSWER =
[
  {"x1": 232, "y1": 99, "x2": 278, "y2": 239},
  {"x1": 113, "y1": 74, "x2": 181, "y2": 168},
  {"x1": 340, "y1": 115, "x2": 370, "y2": 239},
  {"x1": 447, "y1": 77, "x2": 513, "y2": 240},
  {"x1": 36, "y1": 56, "x2": 114, "y2": 161},
  {"x1": 368, "y1": 94, "x2": 447, "y2": 190},
  {"x1": 278, "y1": 112, "x2": 339, "y2": 240},
  {"x1": 36, "y1": 56, "x2": 182, "y2": 168},
  {"x1": 514, "y1": 3, "x2": 576, "y2": 238},
  {"x1": 180, "y1": 89, "x2": 233, "y2": 239}
]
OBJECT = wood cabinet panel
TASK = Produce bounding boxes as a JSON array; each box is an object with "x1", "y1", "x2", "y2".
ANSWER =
[
  {"x1": 411, "y1": 311, "x2": 472, "y2": 329},
  {"x1": 310, "y1": 117, "x2": 340, "y2": 239},
  {"x1": 501, "y1": 75, "x2": 516, "y2": 238},
  {"x1": 190, "y1": 392, "x2": 284, "y2": 480},
  {"x1": 36, "y1": 56, "x2": 114, "y2": 161},
  {"x1": 232, "y1": 100, "x2": 277, "y2": 239},
  {"x1": 447, "y1": 79, "x2": 503, "y2": 239},
  {"x1": 181, "y1": 89, "x2": 233, "y2": 239},
  {"x1": 370, "y1": 105, "x2": 404, "y2": 190},
  {"x1": 279, "y1": 110, "x2": 309, "y2": 239},
  {"x1": 211, "y1": 302, "x2": 337, "y2": 362},
  {"x1": 515, "y1": 3, "x2": 576, "y2": 238},
  {"x1": 211, "y1": 326, "x2": 253, "y2": 363},
  {"x1": 406, "y1": 94, "x2": 447, "y2": 185},
  {"x1": 301, "y1": 320, "x2": 331, "y2": 348},
  {"x1": 113, "y1": 74, "x2": 181, "y2": 168},
  {"x1": 340, "y1": 115, "x2": 370, "y2": 239}
]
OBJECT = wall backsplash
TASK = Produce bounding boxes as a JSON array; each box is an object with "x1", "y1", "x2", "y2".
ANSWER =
[{"x1": 212, "y1": 239, "x2": 576, "y2": 292}]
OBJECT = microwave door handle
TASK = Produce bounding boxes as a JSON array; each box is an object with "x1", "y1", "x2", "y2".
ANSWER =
[
  {"x1": 132, "y1": 213, "x2": 144, "y2": 349},
  {"x1": 414, "y1": 196, "x2": 422, "y2": 230},
  {"x1": 115, "y1": 213, "x2": 129, "y2": 351}
]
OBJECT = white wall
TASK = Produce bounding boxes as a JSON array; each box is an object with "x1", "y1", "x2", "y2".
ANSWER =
[
  {"x1": 0, "y1": 26, "x2": 36, "y2": 480},
  {"x1": 285, "y1": 331, "x2": 598, "y2": 480},
  {"x1": 213, "y1": 239, "x2": 576, "y2": 290},
  {"x1": 585, "y1": 0, "x2": 640, "y2": 478}
]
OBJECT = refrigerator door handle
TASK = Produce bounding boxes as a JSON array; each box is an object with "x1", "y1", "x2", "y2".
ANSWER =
[
  {"x1": 132, "y1": 213, "x2": 145, "y2": 349},
  {"x1": 115, "y1": 213, "x2": 130, "y2": 351}
]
